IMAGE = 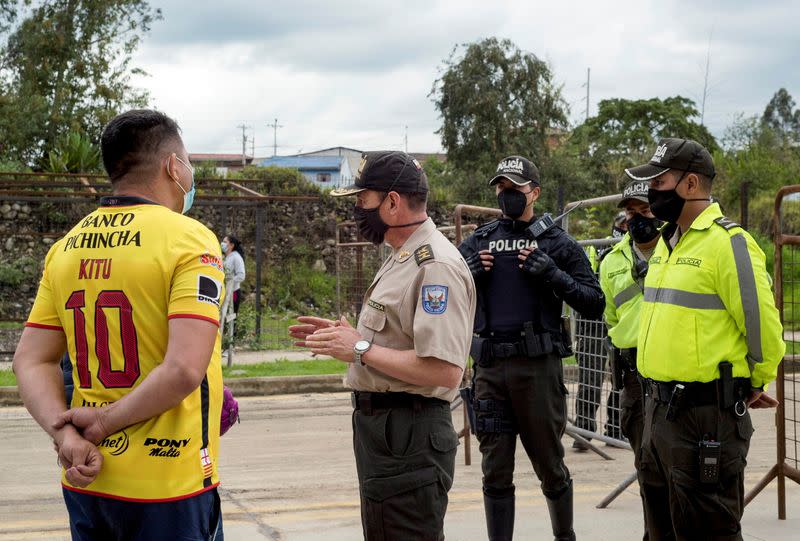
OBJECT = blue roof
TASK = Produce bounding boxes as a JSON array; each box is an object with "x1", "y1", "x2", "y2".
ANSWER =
[{"x1": 256, "y1": 155, "x2": 343, "y2": 171}]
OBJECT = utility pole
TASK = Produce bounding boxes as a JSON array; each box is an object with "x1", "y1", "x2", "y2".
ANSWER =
[
  {"x1": 251, "y1": 129, "x2": 255, "y2": 160},
  {"x1": 404, "y1": 125, "x2": 408, "y2": 153},
  {"x1": 236, "y1": 123, "x2": 250, "y2": 167},
  {"x1": 585, "y1": 67, "x2": 591, "y2": 122},
  {"x1": 267, "y1": 118, "x2": 284, "y2": 157},
  {"x1": 700, "y1": 32, "x2": 712, "y2": 126}
]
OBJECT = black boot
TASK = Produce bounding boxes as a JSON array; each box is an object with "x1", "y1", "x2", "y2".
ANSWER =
[
  {"x1": 546, "y1": 482, "x2": 576, "y2": 541},
  {"x1": 484, "y1": 493, "x2": 515, "y2": 541}
]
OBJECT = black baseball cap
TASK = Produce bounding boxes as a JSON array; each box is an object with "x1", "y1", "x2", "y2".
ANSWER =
[
  {"x1": 488, "y1": 155, "x2": 540, "y2": 186},
  {"x1": 625, "y1": 137, "x2": 716, "y2": 181},
  {"x1": 617, "y1": 177, "x2": 650, "y2": 207},
  {"x1": 330, "y1": 151, "x2": 428, "y2": 197}
]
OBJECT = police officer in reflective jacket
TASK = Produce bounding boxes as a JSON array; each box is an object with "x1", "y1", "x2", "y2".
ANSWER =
[
  {"x1": 598, "y1": 177, "x2": 663, "y2": 539},
  {"x1": 628, "y1": 138, "x2": 785, "y2": 540},
  {"x1": 459, "y1": 156, "x2": 604, "y2": 541}
]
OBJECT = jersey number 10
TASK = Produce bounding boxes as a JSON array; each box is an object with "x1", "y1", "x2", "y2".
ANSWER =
[{"x1": 66, "y1": 290, "x2": 141, "y2": 389}]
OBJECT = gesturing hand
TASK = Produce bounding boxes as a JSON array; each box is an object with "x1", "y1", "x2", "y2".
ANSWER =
[
  {"x1": 303, "y1": 316, "x2": 362, "y2": 363},
  {"x1": 288, "y1": 316, "x2": 340, "y2": 346}
]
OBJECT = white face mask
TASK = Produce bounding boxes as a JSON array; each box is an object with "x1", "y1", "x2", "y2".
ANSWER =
[{"x1": 221, "y1": 241, "x2": 229, "y2": 253}]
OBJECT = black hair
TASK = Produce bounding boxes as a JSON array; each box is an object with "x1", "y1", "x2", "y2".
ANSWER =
[
  {"x1": 401, "y1": 191, "x2": 428, "y2": 211},
  {"x1": 101, "y1": 109, "x2": 182, "y2": 182},
  {"x1": 226, "y1": 235, "x2": 245, "y2": 262}
]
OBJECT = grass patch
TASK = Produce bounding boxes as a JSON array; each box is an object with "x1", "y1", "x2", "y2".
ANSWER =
[
  {"x1": 222, "y1": 359, "x2": 346, "y2": 378},
  {"x1": 0, "y1": 321, "x2": 23, "y2": 329},
  {"x1": 0, "y1": 370, "x2": 16, "y2": 386}
]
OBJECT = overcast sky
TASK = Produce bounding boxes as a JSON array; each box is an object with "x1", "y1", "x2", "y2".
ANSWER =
[{"x1": 130, "y1": 0, "x2": 800, "y2": 157}]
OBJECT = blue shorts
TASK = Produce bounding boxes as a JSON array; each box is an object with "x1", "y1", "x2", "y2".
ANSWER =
[{"x1": 63, "y1": 487, "x2": 223, "y2": 541}]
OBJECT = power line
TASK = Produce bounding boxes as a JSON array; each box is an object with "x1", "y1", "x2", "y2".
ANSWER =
[
  {"x1": 236, "y1": 123, "x2": 251, "y2": 167},
  {"x1": 266, "y1": 118, "x2": 284, "y2": 157}
]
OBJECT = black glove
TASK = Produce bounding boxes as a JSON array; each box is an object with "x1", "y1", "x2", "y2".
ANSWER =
[
  {"x1": 521, "y1": 249, "x2": 573, "y2": 291},
  {"x1": 521, "y1": 249, "x2": 556, "y2": 278},
  {"x1": 465, "y1": 251, "x2": 488, "y2": 280}
]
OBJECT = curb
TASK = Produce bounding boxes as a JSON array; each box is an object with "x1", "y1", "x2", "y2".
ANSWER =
[{"x1": 0, "y1": 374, "x2": 348, "y2": 407}]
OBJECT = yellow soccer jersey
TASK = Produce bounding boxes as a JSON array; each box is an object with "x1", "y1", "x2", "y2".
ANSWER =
[{"x1": 27, "y1": 196, "x2": 225, "y2": 502}]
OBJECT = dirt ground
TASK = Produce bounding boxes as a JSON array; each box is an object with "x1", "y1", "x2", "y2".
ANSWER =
[{"x1": 0, "y1": 392, "x2": 798, "y2": 541}]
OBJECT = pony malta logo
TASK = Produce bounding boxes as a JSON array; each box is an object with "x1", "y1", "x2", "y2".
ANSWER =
[{"x1": 651, "y1": 144, "x2": 668, "y2": 163}]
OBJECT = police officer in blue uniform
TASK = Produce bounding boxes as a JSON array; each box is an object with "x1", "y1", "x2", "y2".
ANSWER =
[{"x1": 459, "y1": 156, "x2": 604, "y2": 541}]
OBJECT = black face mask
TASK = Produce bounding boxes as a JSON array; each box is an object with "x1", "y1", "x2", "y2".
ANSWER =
[
  {"x1": 627, "y1": 214, "x2": 663, "y2": 244},
  {"x1": 647, "y1": 173, "x2": 709, "y2": 223},
  {"x1": 353, "y1": 196, "x2": 427, "y2": 245},
  {"x1": 497, "y1": 188, "x2": 529, "y2": 219},
  {"x1": 354, "y1": 199, "x2": 389, "y2": 245}
]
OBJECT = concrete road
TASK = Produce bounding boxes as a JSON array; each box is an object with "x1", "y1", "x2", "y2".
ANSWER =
[{"x1": 0, "y1": 392, "x2": 798, "y2": 540}]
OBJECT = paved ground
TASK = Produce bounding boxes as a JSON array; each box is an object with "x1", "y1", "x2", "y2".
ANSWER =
[{"x1": 0, "y1": 392, "x2": 799, "y2": 540}]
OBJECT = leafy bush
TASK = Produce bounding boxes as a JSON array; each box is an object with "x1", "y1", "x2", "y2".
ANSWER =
[
  {"x1": 0, "y1": 256, "x2": 38, "y2": 287},
  {"x1": 45, "y1": 132, "x2": 101, "y2": 173}
]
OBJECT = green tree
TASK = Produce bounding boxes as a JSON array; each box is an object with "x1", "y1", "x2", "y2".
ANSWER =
[
  {"x1": 570, "y1": 96, "x2": 718, "y2": 191},
  {"x1": 430, "y1": 38, "x2": 568, "y2": 204},
  {"x1": 0, "y1": 0, "x2": 161, "y2": 165},
  {"x1": 761, "y1": 87, "x2": 800, "y2": 143},
  {"x1": 713, "y1": 112, "x2": 800, "y2": 230}
]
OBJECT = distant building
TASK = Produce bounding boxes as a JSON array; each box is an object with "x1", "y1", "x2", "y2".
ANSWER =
[
  {"x1": 255, "y1": 154, "x2": 354, "y2": 188},
  {"x1": 189, "y1": 153, "x2": 253, "y2": 177},
  {"x1": 255, "y1": 146, "x2": 448, "y2": 188}
]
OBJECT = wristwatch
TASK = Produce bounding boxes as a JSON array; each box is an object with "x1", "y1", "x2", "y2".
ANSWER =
[{"x1": 353, "y1": 340, "x2": 372, "y2": 367}]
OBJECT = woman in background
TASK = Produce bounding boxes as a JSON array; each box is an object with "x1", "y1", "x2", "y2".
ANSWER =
[{"x1": 221, "y1": 235, "x2": 246, "y2": 316}]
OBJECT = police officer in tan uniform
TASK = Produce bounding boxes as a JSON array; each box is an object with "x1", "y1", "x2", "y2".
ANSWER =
[{"x1": 289, "y1": 150, "x2": 476, "y2": 540}]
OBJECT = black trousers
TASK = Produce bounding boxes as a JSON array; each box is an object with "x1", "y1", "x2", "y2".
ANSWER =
[
  {"x1": 620, "y1": 369, "x2": 648, "y2": 540},
  {"x1": 475, "y1": 353, "x2": 572, "y2": 500},
  {"x1": 638, "y1": 395, "x2": 754, "y2": 541},
  {"x1": 352, "y1": 399, "x2": 459, "y2": 541}
]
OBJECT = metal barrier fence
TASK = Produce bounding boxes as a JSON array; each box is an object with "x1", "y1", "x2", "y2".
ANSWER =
[
  {"x1": 746, "y1": 184, "x2": 800, "y2": 518},
  {"x1": 560, "y1": 195, "x2": 629, "y2": 459}
]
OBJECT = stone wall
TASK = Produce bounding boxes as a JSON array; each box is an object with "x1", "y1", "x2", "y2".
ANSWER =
[{"x1": 0, "y1": 195, "x2": 463, "y2": 320}]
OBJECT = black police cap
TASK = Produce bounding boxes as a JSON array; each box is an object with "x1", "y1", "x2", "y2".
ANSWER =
[{"x1": 331, "y1": 151, "x2": 428, "y2": 197}]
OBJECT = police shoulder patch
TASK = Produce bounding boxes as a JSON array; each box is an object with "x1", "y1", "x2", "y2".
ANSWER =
[
  {"x1": 713, "y1": 217, "x2": 741, "y2": 231},
  {"x1": 414, "y1": 244, "x2": 435, "y2": 266},
  {"x1": 421, "y1": 285, "x2": 448, "y2": 314}
]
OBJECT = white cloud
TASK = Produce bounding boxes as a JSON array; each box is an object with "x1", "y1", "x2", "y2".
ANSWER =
[{"x1": 129, "y1": 0, "x2": 800, "y2": 155}]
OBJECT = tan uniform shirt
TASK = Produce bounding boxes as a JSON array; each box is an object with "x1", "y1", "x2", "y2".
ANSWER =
[{"x1": 345, "y1": 218, "x2": 476, "y2": 401}]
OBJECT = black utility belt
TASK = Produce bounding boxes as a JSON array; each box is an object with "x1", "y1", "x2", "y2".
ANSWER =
[
  {"x1": 482, "y1": 333, "x2": 557, "y2": 360},
  {"x1": 351, "y1": 391, "x2": 447, "y2": 415},
  {"x1": 642, "y1": 377, "x2": 750, "y2": 408}
]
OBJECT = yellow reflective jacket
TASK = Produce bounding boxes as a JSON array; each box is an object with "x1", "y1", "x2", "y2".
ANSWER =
[
  {"x1": 637, "y1": 203, "x2": 785, "y2": 388},
  {"x1": 600, "y1": 233, "x2": 649, "y2": 349}
]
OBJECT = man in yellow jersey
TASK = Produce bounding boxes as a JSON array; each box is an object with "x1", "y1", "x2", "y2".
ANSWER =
[
  {"x1": 13, "y1": 109, "x2": 225, "y2": 540},
  {"x1": 598, "y1": 178, "x2": 663, "y2": 539},
  {"x1": 627, "y1": 137, "x2": 785, "y2": 540}
]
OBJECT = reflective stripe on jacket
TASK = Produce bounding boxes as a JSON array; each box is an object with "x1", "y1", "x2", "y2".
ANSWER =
[
  {"x1": 637, "y1": 203, "x2": 785, "y2": 388},
  {"x1": 600, "y1": 233, "x2": 645, "y2": 349}
]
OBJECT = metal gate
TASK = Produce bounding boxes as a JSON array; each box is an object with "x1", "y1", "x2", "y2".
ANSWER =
[{"x1": 745, "y1": 184, "x2": 800, "y2": 517}]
